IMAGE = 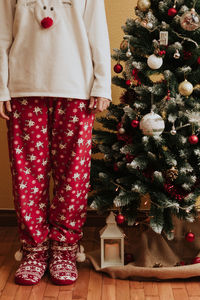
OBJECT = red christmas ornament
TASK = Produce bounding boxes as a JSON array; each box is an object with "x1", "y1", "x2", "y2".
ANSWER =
[
  {"x1": 125, "y1": 79, "x2": 131, "y2": 86},
  {"x1": 185, "y1": 232, "x2": 195, "y2": 242},
  {"x1": 158, "y1": 50, "x2": 166, "y2": 56},
  {"x1": 180, "y1": 261, "x2": 185, "y2": 266},
  {"x1": 113, "y1": 163, "x2": 119, "y2": 172},
  {"x1": 191, "y1": 257, "x2": 200, "y2": 264},
  {"x1": 117, "y1": 132, "x2": 133, "y2": 144},
  {"x1": 41, "y1": 17, "x2": 54, "y2": 28},
  {"x1": 166, "y1": 89, "x2": 171, "y2": 101},
  {"x1": 183, "y1": 50, "x2": 192, "y2": 60},
  {"x1": 114, "y1": 63, "x2": 123, "y2": 73},
  {"x1": 168, "y1": 7, "x2": 177, "y2": 17},
  {"x1": 116, "y1": 213, "x2": 125, "y2": 224},
  {"x1": 197, "y1": 57, "x2": 200, "y2": 64},
  {"x1": 131, "y1": 119, "x2": 139, "y2": 128},
  {"x1": 188, "y1": 135, "x2": 199, "y2": 145},
  {"x1": 125, "y1": 154, "x2": 135, "y2": 162},
  {"x1": 124, "y1": 253, "x2": 134, "y2": 264},
  {"x1": 117, "y1": 122, "x2": 123, "y2": 130}
]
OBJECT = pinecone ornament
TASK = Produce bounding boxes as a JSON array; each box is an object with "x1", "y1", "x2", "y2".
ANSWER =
[{"x1": 165, "y1": 166, "x2": 178, "y2": 181}]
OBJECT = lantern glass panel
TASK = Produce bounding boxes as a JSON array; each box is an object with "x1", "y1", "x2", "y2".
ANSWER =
[{"x1": 104, "y1": 239, "x2": 121, "y2": 263}]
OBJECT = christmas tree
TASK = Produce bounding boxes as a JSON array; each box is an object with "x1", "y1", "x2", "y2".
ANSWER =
[{"x1": 88, "y1": 0, "x2": 200, "y2": 239}]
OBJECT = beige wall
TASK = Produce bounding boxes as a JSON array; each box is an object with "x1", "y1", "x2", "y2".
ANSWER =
[{"x1": 0, "y1": 0, "x2": 137, "y2": 209}]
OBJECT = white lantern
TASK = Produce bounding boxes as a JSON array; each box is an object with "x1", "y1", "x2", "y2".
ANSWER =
[
  {"x1": 147, "y1": 54, "x2": 163, "y2": 69},
  {"x1": 100, "y1": 211, "x2": 125, "y2": 268},
  {"x1": 140, "y1": 111, "x2": 165, "y2": 136}
]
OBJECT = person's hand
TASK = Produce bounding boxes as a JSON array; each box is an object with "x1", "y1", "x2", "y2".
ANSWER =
[
  {"x1": 89, "y1": 96, "x2": 110, "y2": 113},
  {"x1": 0, "y1": 100, "x2": 12, "y2": 120}
]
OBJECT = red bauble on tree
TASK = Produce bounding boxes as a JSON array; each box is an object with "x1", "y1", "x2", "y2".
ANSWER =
[
  {"x1": 168, "y1": 7, "x2": 177, "y2": 17},
  {"x1": 197, "y1": 57, "x2": 200, "y2": 64},
  {"x1": 124, "y1": 253, "x2": 134, "y2": 264},
  {"x1": 114, "y1": 63, "x2": 123, "y2": 73},
  {"x1": 116, "y1": 213, "x2": 125, "y2": 224},
  {"x1": 125, "y1": 79, "x2": 131, "y2": 86},
  {"x1": 188, "y1": 135, "x2": 199, "y2": 145},
  {"x1": 191, "y1": 257, "x2": 200, "y2": 264},
  {"x1": 125, "y1": 154, "x2": 135, "y2": 162},
  {"x1": 185, "y1": 232, "x2": 195, "y2": 242},
  {"x1": 113, "y1": 163, "x2": 119, "y2": 172},
  {"x1": 131, "y1": 119, "x2": 139, "y2": 128}
]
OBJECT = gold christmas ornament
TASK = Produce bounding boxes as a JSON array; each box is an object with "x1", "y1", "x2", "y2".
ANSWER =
[
  {"x1": 178, "y1": 79, "x2": 194, "y2": 96},
  {"x1": 180, "y1": 9, "x2": 200, "y2": 31},
  {"x1": 137, "y1": 0, "x2": 151, "y2": 12}
]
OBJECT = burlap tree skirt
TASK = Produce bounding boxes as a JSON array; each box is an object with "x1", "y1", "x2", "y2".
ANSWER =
[{"x1": 86, "y1": 216, "x2": 200, "y2": 280}]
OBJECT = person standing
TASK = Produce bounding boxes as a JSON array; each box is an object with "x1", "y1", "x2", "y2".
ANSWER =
[{"x1": 0, "y1": 0, "x2": 112, "y2": 285}]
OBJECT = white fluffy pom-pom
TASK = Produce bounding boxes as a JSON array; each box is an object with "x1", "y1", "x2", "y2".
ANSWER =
[
  {"x1": 14, "y1": 249, "x2": 23, "y2": 261},
  {"x1": 76, "y1": 244, "x2": 86, "y2": 262}
]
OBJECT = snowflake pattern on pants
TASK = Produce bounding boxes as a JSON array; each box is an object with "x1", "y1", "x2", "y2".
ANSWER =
[{"x1": 6, "y1": 96, "x2": 95, "y2": 246}]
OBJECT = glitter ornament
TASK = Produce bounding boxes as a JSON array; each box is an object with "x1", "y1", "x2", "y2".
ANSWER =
[
  {"x1": 188, "y1": 134, "x2": 199, "y2": 145},
  {"x1": 185, "y1": 232, "x2": 195, "y2": 242},
  {"x1": 140, "y1": 111, "x2": 165, "y2": 136},
  {"x1": 114, "y1": 63, "x2": 123, "y2": 73},
  {"x1": 147, "y1": 54, "x2": 163, "y2": 69},
  {"x1": 137, "y1": 0, "x2": 151, "y2": 12},
  {"x1": 180, "y1": 9, "x2": 200, "y2": 31},
  {"x1": 178, "y1": 79, "x2": 193, "y2": 96}
]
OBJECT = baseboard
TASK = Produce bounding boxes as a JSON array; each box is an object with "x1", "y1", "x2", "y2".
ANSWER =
[{"x1": 0, "y1": 208, "x2": 109, "y2": 227}]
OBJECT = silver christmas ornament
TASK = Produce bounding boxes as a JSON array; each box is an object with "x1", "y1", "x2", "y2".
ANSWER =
[
  {"x1": 118, "y1": 127, "x2": 125, "y2": 134},
  {"x1": 126, "y1": 49, "x2": 132, "y2": 57},
  {"x1": 174, "y1": 49, "x2": 180, "y2": 59}
]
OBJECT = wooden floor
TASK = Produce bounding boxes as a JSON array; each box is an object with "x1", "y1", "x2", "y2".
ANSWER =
[{"x1": 1, "y1": 227, "x2": 200, "y2": 300}]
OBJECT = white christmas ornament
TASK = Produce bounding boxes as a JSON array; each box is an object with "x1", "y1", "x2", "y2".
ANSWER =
[
  {"x1": 140, "y1": 111, "x2": 165, "y2": 136},
  {"x1": 147, "y1": 54, "x2": 163, "y2": 69}
]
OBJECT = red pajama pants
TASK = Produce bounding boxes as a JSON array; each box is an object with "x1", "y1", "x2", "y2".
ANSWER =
[{"x1": 6, "y1": 96, "x2": 95, "y2": 246}]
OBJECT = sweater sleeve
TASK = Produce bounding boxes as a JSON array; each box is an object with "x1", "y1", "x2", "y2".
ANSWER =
[
  {"x1": 83, "y1": 0, "x2": 112, "y2": 101},
  {"x1": 0, "y1": 0, "x2": 16, "y2": 102}
]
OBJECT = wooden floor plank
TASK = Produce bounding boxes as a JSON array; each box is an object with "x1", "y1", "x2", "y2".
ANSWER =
[
  {"x1": 186, "y1": 283, "x2": 200, "y2": 296},
  {"x1": 28, "y1": 275, "x2": 48, "y2": 300},
  {"x1": 44, "y1": 281, "x2": 60, "y2": 298},
  {"x1": 0, "y1": 261, "x2": 18, "y2": 300},
  {"x1": 173, "y1": 287, "x2": 189, "y2": 300},
  {"x1": 145, "y1": 297, "x2": 160, "y2": 300},
  {"x1": 144, "y1": 282, "x2": 159, "y2": 296},
  {"x1": 101, "y1": 276, "x2": 116, "y2": 300},
  {"x1": 87, "y1": 269, "x2": 102, "y2": 300},
  {"x1": 58, "y1": 290, "x2": 73, "y2": 300},
  {"x1": 130, "y1": 281, "x2": 144, "y2": 289},
  {"x1": 14, "y1": 285, "x2": 33, "y2": 300},
  {"x1": 130, "y1": 288, "x2": 145, "y2": 300},
  {"x1": 189, "y1": 297, "x2": 200, "y2": 300},
  {"x1": 116, "y1": 279, "x2": 130, "y2": 300},
  {"x1": 157, "y1": 282, "x2": 174, "y2": 300}
]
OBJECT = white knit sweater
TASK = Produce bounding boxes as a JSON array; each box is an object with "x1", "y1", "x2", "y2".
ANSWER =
[{"x1": 0, "y1": 0, "x2": 112, "y2": 101}]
